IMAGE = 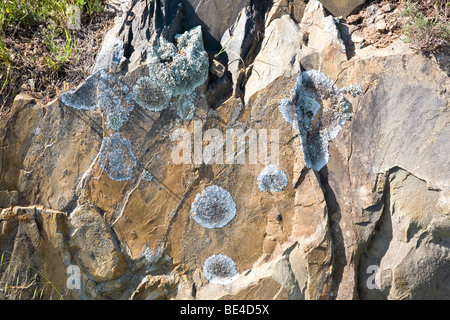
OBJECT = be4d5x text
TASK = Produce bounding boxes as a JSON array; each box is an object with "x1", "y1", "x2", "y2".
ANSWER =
[{"x1": 225, "y1": 304, "x2": 269, "y2": 315}]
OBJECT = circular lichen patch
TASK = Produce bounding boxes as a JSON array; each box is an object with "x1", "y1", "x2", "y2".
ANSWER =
[
  {"x1": 257, "y1": 164, "x2": 288, "y2": 193},
  {"x1": 203, "y1": 254, "x2": 238, "y2": 285},
  {"x1": 190, "y1": 185, "x2": 236, "y2": 229}
]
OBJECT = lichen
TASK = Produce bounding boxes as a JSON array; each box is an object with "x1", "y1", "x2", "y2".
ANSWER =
[
  {"x1": 176, "y1": 94, "x2": 196, "y2": 121},
  {"x1": 203, "y1": 254, "x2": 238, "y2": 285},
  {"x1": 97, "y1": 70, "x2": 135, "y2": 131},
  {"x1": 62, "y1": 70, "x2": 135, "y2": 131},
  {"x1": 99, "y1": 133, "x2": 137, "y2": 181},
  {"x1": 142, "y1": 170, "x2": 154, "y2": 182},
  {"x1": 93, "y1": 37, "x2": 126, "y2": 74},
  {"x1": 257, "y1": 164, "x2": 288, "y2": 193},
  {"x1": 190, "y1": 185, "x2": 236, "y2": 229},
  {"x1": 61, "y1": 71, "x2": 101, "y2": 110},
  {"x1": 339, "y1": 84, "x2": 363, "y2": 98},
  {"x1": 132, "y1": 26, "x2": 209, "y2": 118},
  {"x1": 279, "y1": 70, "x2": 362, "y2": 171},
  {"x1": 132, "y1": 75, "x2": 174, "y2": 112}
]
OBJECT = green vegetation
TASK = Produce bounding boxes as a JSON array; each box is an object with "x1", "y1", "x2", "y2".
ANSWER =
[
  {"x1": 401, "y1": 0, "x2": 450, "y2": 51},
  {"x1": 0, "y1": 0, "x2": 102, "y2": 72},
  {"x1": 0, "y1": 0, "x2": 106, "y2": 110}
]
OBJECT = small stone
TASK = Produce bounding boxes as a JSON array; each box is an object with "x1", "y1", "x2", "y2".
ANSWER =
[
  {"x1": 375, "y1": 13, "x2": 385, "y2": 22},
  {"x1": 381, "y1": 3, "x2": 396, "y2": 13},
  {"x1": 351, "y1": 30, "x2": 365, "y2": 43},
  {"x1": 367, "y1": 4, "x2": 379, "y2": 16},
  {"x1": 210, "y1": 59, "x2": 226, "y2": 78},
  {"x1": 376, "y1": 20, "x2": 387, "y2": 33}
]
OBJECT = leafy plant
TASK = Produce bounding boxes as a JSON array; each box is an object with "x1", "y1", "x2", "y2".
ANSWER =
[
  {"x1": 43, "y1": 24, "x2": 76, "y2": 70},
  {"x1": 85, "y1": 0, "x2": 103, "y2": 16},
  {"x1": 400, "y1": 0, "x2": 450, "y2": 50},
  {"x1": 0, "y1": 38, "x2": 11, "y2": 91}
]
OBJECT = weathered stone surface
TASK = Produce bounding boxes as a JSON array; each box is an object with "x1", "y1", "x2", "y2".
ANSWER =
[
  {"x1": 358, "y1": 168, "x2": 450, "y2": 299},
  {"x1": 319, "y1": 0, "x2": 366, "y2": 17},
  {"x1": 244, "y1": 14, "x2": 304, "y2": 104},
  {"x1": 181, "y1": 0, "x2": 250, "y2": 51},
  {"x1": 0, "y1": 93, "x2": 103, "y2": 212},
  {"x1": 68, "y1": 203, "x2": 127, "y2": 282},
  {"x1": 322, "y1": 45, "x2": 450, "y2": 299},
  {"x1": 245, "y1": 1, "x2": 349, "y2": 104},
  {"x1": 0, "y1": 0, "x2": 448, "y2": 301},
  {"x1": 219, "y1": 2, "x2": 267, "y2": 98},
  {"x1": 299, "y1": 1, "x2": 348, "y2": 73},
  {"x1": 265, "y1": 0, "x2": 307, "y2": 27},
  {"x1": 0, "y1": 206, "x2": 69, "y2": 299}
]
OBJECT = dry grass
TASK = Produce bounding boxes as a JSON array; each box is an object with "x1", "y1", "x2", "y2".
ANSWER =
[{"x1": 0, "y1": 251, "x2": 63, "y2": 300}]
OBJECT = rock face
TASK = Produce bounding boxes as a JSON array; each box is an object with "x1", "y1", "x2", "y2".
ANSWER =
[
  {"x1": 319, "y1": 0, "x2": 366, "y2": 17},
  {"x1": 0, "y1": 0, "x2": 448, "y2": 300},
  {"x1": 181, "y1": 0, "x2": 250, "y2": 51}
]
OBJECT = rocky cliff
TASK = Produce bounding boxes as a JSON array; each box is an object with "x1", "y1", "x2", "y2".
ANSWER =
[{"x1": 0, "y1": 0, "x2": 448, "y2": 300}]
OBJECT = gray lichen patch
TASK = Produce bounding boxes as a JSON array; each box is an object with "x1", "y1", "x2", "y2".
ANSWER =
[
  {"x1": 93, "y1": 37, "x2": 126, "y2": 74},
  {"x1": 190, "y1": 185, "x2": 236, "y2": 229},
  {"x1": 99, "y1": 133, "x2": 137, "y2": 182},
  {"x1": 203, "y1": 254, "x2": 238, "y2": 285},
  {"x1": 62, "y1": 70, "x2": 135, "y2": 131},
  {"x1": 176, "y1": 94, "x2": 196, "y2": 121},
  {"x1": 142, "y1": 170, "x2": 154, "y2": 182},
  {"x1": 257, "y1": 164, "x2": 288, "y2": 193},
  {"x1": 132, "y1": 26, "x2": 209, "y2": 118},
  {"x1": 279, "y1": 70, "x2": 362, "y2": 171},
  {"x1": 61, "y1": 71, "x2": 101, "y2": 110},
  {"x1": 97, "y1": 70, "x2": 135, "y2": 131}
]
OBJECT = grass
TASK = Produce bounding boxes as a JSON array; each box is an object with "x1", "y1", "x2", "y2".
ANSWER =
[
  {"x1": 400, "y1": 0, "x2": 450, "y2": 51},
  {"x1": 0, "y1": 251, "x2": 64, "y2": 300},
  {"x1": 0, "y1": 0, "x2": 110, "y2": 111},
  {"x1": 0, "y1": 0, "x2": 102, "y2": 70}
]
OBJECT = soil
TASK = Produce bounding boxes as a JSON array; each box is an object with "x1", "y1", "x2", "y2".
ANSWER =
[
  {"x1": 344, "y1": 0, "x2": 406, "y2": 50},
  {"x1": 0, "y1": 5, "x2": 115, "y2": 113}
]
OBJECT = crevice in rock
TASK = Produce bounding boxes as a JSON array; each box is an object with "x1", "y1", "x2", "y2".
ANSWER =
[
  {"x1": 317, "y1": 165, "x2": 345, "y2": 299},
  {"x1": 355, "y1": 167, "x2": 393, "y2": 300},
  {"x1": 294, "y1": 166, "x2": 310, "y2": 189},
  {"x1": 234, "y1": 0, "x2": 272, "y2": 101}
]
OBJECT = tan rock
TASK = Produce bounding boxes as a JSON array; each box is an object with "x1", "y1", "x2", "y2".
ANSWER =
[
  {"x1": 69, "y1": 203, "x2": 127, "y2": 281},
  {"x1": 244, "y1": 15, "x2": 304, "y2": 104},
  {"x1": 318, "y1": 0, "x2": 366, "y2": 17}
]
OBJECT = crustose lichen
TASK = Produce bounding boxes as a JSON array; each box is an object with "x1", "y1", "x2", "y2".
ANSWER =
[
  {"x1": 279, "y1": 70, "x2": 362, "y2": 171},
  {"x1": 257, "y1": 164, "x2": 288, "y2": 193},
  {"x1": 190, "y1": 185, "x2": 237, "y2": 229},
  {"x1": 203, "y1": 254, "x2": 238, "y2": 285},
  {"x1": 98, "y1": 70, "x2": 134, "y2": 131},
  {"x1": 99, "y1": 132, "x2": 137, "y2": 182}
]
